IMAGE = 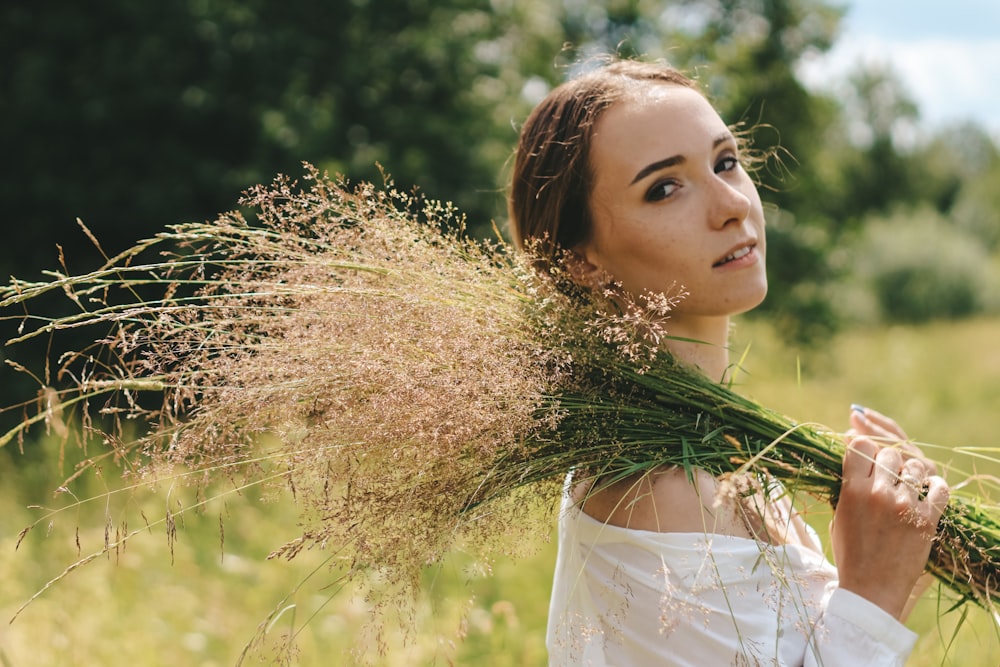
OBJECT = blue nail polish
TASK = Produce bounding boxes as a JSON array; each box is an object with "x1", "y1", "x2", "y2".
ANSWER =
[{"x1": 851, "y1": 403, "x2": 866, "y2": 415}]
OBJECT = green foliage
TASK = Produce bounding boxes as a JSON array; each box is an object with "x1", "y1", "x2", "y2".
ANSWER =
[
  {"x1": 851, "y1": 207, "x2": 998, "y2": 323},
  {"x1": 1, "y1": 0, "x2": 528, "y2": 267},
  {"x1": 950, "y1": 145, "x2": 1000, "y2": 252},
  {"x1": 0, "y1": 0, "x2": 540, "y2": 409},
  {"x1": 5, "y1": 0, "x2": 1000, "y2": 356},
  {"x1": 759, "y1": 207, "x2": 843, "y2": 344},
  {"x1": 4, "y1": 0, "x2": 1000, "y2": 434}
]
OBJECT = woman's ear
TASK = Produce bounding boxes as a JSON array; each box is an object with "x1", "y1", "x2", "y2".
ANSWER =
[{"x1": 565, "y1": 247, "x2": 607, "y2": 289}]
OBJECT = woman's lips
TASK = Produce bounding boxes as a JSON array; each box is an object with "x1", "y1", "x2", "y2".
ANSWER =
[{"x1": 713, "y1": 242, "x2": 757, "y2": 268}]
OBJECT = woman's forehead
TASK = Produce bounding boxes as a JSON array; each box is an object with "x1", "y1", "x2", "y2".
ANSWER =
[{"x1": 592, "y1": 86, "x2": 728, "y2": 163}]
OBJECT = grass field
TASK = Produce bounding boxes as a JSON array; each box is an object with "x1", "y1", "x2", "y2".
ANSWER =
[{"x1": 3, "y1": 316, "x2": 1000, "y2": 666}]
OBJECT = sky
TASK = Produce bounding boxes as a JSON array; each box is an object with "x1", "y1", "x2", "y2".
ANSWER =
[{"x1": 798, "y1": 0, "x2": 1000, "y2": 139}]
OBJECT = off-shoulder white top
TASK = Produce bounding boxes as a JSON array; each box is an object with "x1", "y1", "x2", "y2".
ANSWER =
[{"x1": 547, "y1": 486, "x2": 917, "y2": 666}]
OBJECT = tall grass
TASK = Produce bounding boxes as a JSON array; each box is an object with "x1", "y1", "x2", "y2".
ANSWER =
[
  {"x1": 0, "y1": 432, "x2": 554, "y2": 666},
  {"x1": 3, "y1": 318, "x2": 1000, "y2": 665},
  {"x1": 3, "y1": 169, "x2": 1000, "y2": 665}
]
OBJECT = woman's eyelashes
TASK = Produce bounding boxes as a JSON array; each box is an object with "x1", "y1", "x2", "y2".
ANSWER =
[
  {"x1": 715, "y1": 155, "x2": 738, "y2": 174},
  {"x1": 645, "y1": 179, "x2": 679, "y2": 202}
]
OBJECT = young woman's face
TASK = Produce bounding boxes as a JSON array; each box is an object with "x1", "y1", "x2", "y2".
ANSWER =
[{"x1": 578, "y1": 84, "x2": 767, "y2": 326}]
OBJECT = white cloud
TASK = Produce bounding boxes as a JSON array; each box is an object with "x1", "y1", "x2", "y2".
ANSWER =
[
  {"x1": 799, "y1": 34, "x2": 1000, "y2": 140},
  {"x1": 797, "y1": 0, "x2": 1000, "y2": 140}
]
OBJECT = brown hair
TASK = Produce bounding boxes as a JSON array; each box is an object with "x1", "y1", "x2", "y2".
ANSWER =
[{"x1": 508, "y1": 59, "x2": 697, "y2": 265}]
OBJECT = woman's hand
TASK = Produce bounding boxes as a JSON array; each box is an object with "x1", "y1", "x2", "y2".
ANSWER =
[
  {"x1": 831, "y1": 407, "x2": 949, "y2": 620},
  {"x1": 848, "y1": 405, "x2": 937, "y2": 476}
]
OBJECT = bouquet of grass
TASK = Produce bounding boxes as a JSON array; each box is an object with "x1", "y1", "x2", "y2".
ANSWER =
[{"x1": 4, "y1": 165, "x2": 1000, "y2": 657}]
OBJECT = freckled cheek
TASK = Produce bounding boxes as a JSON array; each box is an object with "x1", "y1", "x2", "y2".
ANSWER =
[
  {"x1": 633, "y1": 246, "x2": 692, "y2": 288},
  {"x1": 608, "y1": 229, "x2": 669, "y2": 263},
  {"x1": 631, "y1": 238, "x2": 680, "y2": 267}
]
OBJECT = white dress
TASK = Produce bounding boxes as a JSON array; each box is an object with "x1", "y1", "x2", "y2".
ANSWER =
[{"x1": 547, "y1": 486, "x2": 918, "y2": 666}]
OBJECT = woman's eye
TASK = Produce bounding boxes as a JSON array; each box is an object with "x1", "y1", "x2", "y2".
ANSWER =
[
  {"x1": 646, "y1": 180, "x2": 678, "y2": 202},
  {"x1": 715, "y1": 156, "x2": 738, "y2": 174}
]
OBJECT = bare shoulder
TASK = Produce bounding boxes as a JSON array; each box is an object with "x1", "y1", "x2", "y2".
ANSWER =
[{"x1": 576, "y1": 466, "x2": 753, "y2": 537}]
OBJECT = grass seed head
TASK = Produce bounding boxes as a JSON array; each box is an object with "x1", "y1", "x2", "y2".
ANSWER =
[{"x1": 6, "y1": 164, "x2": 1000, "y2": 658}]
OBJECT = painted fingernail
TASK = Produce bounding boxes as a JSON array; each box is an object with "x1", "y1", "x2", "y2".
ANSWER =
[{"x1": 851, "y1": 403, "x2": 867, "y2": 416}]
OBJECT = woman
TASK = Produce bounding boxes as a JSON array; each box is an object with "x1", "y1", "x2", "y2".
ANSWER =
[{"x1": 508, "y1": 59, "x2": 949, "y2": 666}]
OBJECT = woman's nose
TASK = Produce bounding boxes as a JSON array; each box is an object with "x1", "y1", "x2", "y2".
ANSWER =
[{"x1": 709, "y1": 176, "x2": 752, "y2": 229}]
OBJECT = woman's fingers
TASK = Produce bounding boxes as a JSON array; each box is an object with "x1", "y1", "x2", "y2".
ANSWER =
[
  {"x1": 924, "y1": 476, "x2": 950, "y2": 515},
  {"x1": 895, "y1": 458, "x2": 926, "y2": 494},
  {"x1": 843, "y1": 436, "x2": 878, "y2": 482},
  {"x1": 848, "y1": 405, "x2": 938, "y2": 476},
  {"x1": 850, "y1": 405, "x2": 907, "y2": 441},
  {"x1": 864, "y1": 408, "x2": 907, "y2": 439},
  {"x1": 872, "y1": 445, "x2": 904, "y2": 491},
  {"x1": 906, "y1": 473, "x2": 949, "y2": 538}
]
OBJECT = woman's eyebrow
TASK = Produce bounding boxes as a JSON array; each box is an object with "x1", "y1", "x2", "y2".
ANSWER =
[
  {"x1": 630, "y1": 155, "x2": 684, "y2": 185},
  {"x1": 713, "y1": 131, "x2": 736, "y2": 149},
  {"x1": 629, "y1": 132, "x2": 736, "y2": 186}
]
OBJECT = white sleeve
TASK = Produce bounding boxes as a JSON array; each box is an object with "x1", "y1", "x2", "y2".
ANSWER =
[{"x1": 807, "y1": 588, "x2": 918, "y2": 667}]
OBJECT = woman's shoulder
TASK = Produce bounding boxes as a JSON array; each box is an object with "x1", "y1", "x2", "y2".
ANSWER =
[{"x1": 574, "y1": 466, "x2": 754, "y2": 537}]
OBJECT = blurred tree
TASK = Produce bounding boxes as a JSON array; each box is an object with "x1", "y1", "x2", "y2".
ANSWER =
[
  {"x1": 853, "y1": 206, "x2": 994, "y2": 323},
  {"x1": 0, "y1": 0, "x2": 536, "y2": 277},
  {"x1": 0, "y1": 0, "x2": 547, "y2": 412},
  {"x1": 952, "y1": 155, "x2": 1000, "y2": 252},
  {"x1": 917, "y1": 122, "x2": 1000, "y2": 245},
  {"x1": 5, "y1": 0, "x2": 997, "y2": 412},
  {"x1": 835, "y1": 63, "x2": 921, "y2": 216}
]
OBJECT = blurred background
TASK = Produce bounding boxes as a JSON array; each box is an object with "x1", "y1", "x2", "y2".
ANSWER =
[
  {"x1": 3, "y1": 0, "x2": 1000, "y2": 665},
  {"x1": 3, "y1": 0, "x2": 1000, "y2": 352}
]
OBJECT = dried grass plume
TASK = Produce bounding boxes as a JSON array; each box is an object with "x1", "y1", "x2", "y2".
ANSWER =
[{"x1": 4, "y1": 164, "x2": 1000, "y2": 661}]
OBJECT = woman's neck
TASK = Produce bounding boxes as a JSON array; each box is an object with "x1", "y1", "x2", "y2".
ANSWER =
[{"x1": 663, "y1": 316, "x2": 731, "y2": 382}]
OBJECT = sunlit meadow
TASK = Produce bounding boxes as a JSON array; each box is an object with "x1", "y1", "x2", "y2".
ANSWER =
[
  {"x1": 3, "y1": 316, "x2": 1000, "y2": 665},
  {"x1": 3, "y1": 170, "x2": 1000, "y2": 665}
]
